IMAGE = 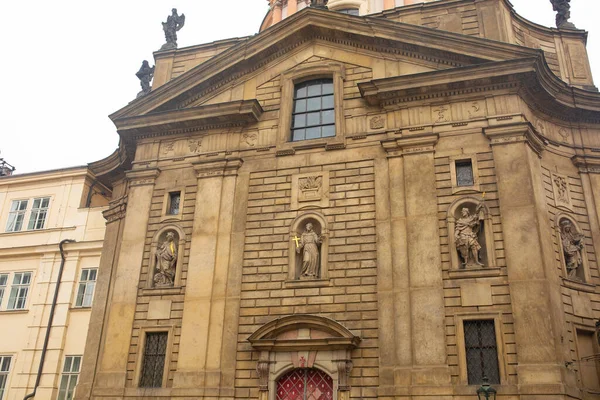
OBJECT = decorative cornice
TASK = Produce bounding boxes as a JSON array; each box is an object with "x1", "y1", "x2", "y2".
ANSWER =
[
  {"x1": 484, "y1": 123, "x2": 546, "y2": 157},
  {"x1": 572, "y1": 155, "x2": 600, "y2": 174},
  {"x1": 114, "y1": 100, "x2": 263, "y2": 142},
  {"x1": 381, "y1": 133, "x2": 439, "y2": 158},
  {"x1": 192, "y1": 158, "x2": 244, "y2": 179},
  {"x1": 125, "y1": 168, "x2": 161, "y2": 187}
]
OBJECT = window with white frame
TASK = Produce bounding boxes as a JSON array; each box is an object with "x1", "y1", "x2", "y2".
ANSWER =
[
  {"x1": 7, "y1": 272, "x2": 32, "y2": 310},
  {"x1": 27, "y1": 197, "x2": 50, "y2": 230},
  {"x1": 75, "y1": 269, "x2": 97, "y2": 307},
  {"x1": 57, "y1": 355, "x2": 82, "y2": 400},
  {"x1": 0, "y1": 356, "x2": 11, "y2": 400},
  {"x1": 6, "y1": 200, "x2": 28, "y2": 232},
  {"x1": 5, "y1": 197, "x2": 50, "y2": 232},
  {"x1": 0, "y1": 275, "x2": 7, "y2": 309}
]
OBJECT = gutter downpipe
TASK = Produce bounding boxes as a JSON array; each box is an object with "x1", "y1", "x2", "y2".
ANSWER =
[{"x1": 23, "y1": 239, "x2": 76, "y2": 400}]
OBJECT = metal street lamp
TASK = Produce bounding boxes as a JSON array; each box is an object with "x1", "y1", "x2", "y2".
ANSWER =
[{"x1": 476, "y1": 376, "x2": 497, "y2": 400}]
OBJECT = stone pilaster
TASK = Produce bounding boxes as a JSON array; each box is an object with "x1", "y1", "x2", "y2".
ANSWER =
[
  {"x1": 381, "y1": 134, "x2": 450, "y2": 389},
  {"x1": 93, "y1": 168, "x2": 160, "y2": 394},
  {"x1": 485, "y1": 124, "x2": 568, "y2": 392},
  {"x1": 572, "y1": 155, "x2": 600, "y2": 267},
  {"x1": 172, "y1": 158, "x2": 243, "y2": 397}
]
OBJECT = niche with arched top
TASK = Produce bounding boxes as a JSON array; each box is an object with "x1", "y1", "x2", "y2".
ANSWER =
[
  {"x1": 556, "y1": 215, "x2": 591, "y2": 283},
  {"x1": 149, "y1": 225, "x2": 186, "y2": 288},
  {"x1": 447, "y1": 197, "x2": 496, "y2": 270},
  {"x1": 288, "y1": 212, "x2": 329, "y2": 281}
]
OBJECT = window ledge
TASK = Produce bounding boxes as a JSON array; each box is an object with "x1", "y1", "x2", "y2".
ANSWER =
[
  {"x1": 0, "y1": 309, "x2": 29, "y2": 315},
  {"x1": 0, "y1": 226, "x2": 76, "y2": 237},
  {"x1": 562, "y1": 278, "x2": 596, "y2": 293},
  {"x1": 276, "y1": 137, "x2": 345, "y2": 156},
  {"x1": 284, "y1": 279, "x2": 331, "y2": 289},
  {"x1": 141, "y1": 287, "x2": 184, "y2": 296},
  {"x1": 70, "y1": 306, "x2": 92, "y2": 312},
  {"x1": 448, "y1": 267, "x2": 502, "y2": 279}
]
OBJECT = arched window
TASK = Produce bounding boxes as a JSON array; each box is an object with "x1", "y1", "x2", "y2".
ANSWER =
[
  {"x1": 276, "y1": 369, "x2": 333, "y2": 400},
  {"x1": 336, "y1": 8, "x2": 359, "y2": 15},
  {"x1": 291, "y1": 79, "x2": 335, "y2": 141}
]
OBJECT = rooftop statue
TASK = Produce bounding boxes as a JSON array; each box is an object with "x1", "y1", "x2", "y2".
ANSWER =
[
  {"x1": 550, "y1": 0, "x2": 576, "y2": 29},
  {"x1": 161, "y1": 8, "x2": 185, "y2": 50},
  {"x1": 135, "y1": 60, "x2": 155, "y2": 98},
  {"x1": 310, "y1": 0, "x2": 329, "y2": 10}
]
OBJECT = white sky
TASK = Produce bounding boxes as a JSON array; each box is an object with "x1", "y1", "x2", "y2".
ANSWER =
[{"x1": 1, "y1": 0, "x2": 598, "y2": 174}]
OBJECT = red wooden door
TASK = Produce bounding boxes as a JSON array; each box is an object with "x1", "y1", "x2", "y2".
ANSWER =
[{"x1": 276, "y1": 368, "x2": 333, "y2": 400}]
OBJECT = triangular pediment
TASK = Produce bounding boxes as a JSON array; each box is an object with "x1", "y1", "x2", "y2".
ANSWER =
[{"x1": 110, "y1": 7, "x2": 543, "y2": 127}]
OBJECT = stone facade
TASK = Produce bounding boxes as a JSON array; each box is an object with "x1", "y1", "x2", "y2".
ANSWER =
[{"x1": 79, "y1": 1, "x2": 600, "y2": 399}]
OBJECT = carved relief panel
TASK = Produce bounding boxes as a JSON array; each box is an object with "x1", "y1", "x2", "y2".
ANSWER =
[
  {"x1": 291, "y1": 171, "x2": 330, "y2": 210},
  {"x1": 552, "y1": 173, "x2": 574, "y2": 211}
]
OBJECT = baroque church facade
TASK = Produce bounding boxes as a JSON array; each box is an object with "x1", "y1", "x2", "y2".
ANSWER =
[{"x1": 77, "y1": 0, "x2": 600, "y2": 399}]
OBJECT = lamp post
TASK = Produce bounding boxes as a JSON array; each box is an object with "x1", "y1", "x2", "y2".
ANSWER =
[{"x1": 476, "y1": 376, "x2": 497, "y2": 400}]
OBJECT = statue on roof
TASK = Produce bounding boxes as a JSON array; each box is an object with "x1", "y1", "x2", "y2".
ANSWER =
[
  {"x1": 136, "y1": 60, "x2": 155, "y2": 98},
  {"x1": 160, "y1": 8, "x2": 185, "y2": 50},
  {"x1": 310, "y1": 0, "x2": 329, "y2": 10},
  {"x1": 550, "y1": 0, "x2": 576, "y2": 29}
]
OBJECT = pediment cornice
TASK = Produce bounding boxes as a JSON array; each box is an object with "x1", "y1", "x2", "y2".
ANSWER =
[{"x1": 110, "y1": 7, "x2": 544, "y2": 122}]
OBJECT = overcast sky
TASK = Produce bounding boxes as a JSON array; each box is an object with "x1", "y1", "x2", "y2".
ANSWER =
[{"x1": 1, "y1": 0, "x2": 598, "y2": 174}]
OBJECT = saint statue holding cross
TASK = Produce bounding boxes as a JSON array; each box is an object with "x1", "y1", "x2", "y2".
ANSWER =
[{"x1": 295, "y1": 222, "x2": 323, "y2": 278}]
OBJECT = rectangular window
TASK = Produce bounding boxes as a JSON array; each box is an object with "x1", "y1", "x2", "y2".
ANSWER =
[
  {"x1": 57, "y1": 355, "x2": 81, "y2": 400},
  {"x1": 0, "y1": 356, "x2": 11, "y2": 400},
  {"x1": 456, "y1": 160, "x2": 474, "y2": 187},
  {"x1": 464, "y1": 320, "x2": 500, "y2": 385},
  {"x1": 291, "y1": 79, "x2": 335, "y2": 141},
  {"x1": 0, "y1": 275, "x2": 7, "y2": 309},
  {"x1": 139, "y1": 332, "x2": 168, "y2": 388},
  {"x1": 167, "y1": 192, "x2": 181, "y2": 215},
  {"x1": 75, "y1": 269, "x2": 97, "y2": 307},
  {"x1": 7, "y1": 272, "x2": 32, "y2": 310},
  {"x1": 27, "y1": 197, "x2": 50, "y2": 230},
  {"x1": 6, "y1": 200, "x2": 28, "y2": 232}
]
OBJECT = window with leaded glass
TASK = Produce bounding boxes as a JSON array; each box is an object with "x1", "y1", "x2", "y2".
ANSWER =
[
  {"x1": 27, "y1": 197, "x2": 50, "y2": 230},
  {"x1": 337, "y1": 8, "x2": 359, "y2": 15},
  {"x1": 7, "y1": 272, "x2": 31, "y2": 310},
  {"x1": 139, "y1": 332, "x2": 168, "y2": 388},
  {"x1": 75, "y1": 269, "x2": 97, "y2": 307},
  {"x1": 456, "y1": 160, "x2": 474, "y2": 187},
  {"x1": 167, "y1": 192, "x2": 181, "y2": 215},
  {"x1": 464, "y1": 320, "x2": 500, "y2": 385},
  {"x1": 291, "y1": 79, "x2": 335, "y2": 141},
  {"x1": 0, "y1": 356, "x2": 11, "y2": 400},
  {"x1": 57, "y1": 356, "x2": 81, "y2": 400},
  {"x1": 6, "y1": 200, "x2": 28, "y2": 232},
  {"x1": 0, "y1": 275, "x2": 7, "y2": 309}
]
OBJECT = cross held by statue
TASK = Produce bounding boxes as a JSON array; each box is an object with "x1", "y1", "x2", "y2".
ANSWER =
[{"x1": 292, "y1": 235, "x2": 300, "y2": 248}]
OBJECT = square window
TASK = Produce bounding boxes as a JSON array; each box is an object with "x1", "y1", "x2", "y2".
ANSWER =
[
  {"x1": 291, "y1": 79, "x2": 335, "y2": 142},
  {"x1": 0, "y1": 275, "x2": 7, "y2": 309},
  {"x1": 75, "y1": 268, "x2": 98, "y2": 307},
  {"x1": 7, "y1": 272, "x2": 32, "y2": 310},
  {"x1": 139, "y1": 332, "x2": 168, "y2": 388},
  {"x1": 167, "y1": 192, "x2": 181, "y2": 216},
  {"x1": 0, "y1": 356, "x2": 11, "y2": 400},
  {"x1": 456, "y1": 160, "x2": 474, "y2": 187},
  {"x1": 27, "y1": 197, "x2": 50, "y2": 230},
  {"x1": 464, "y1": 320, "x2": 500, "y2": 385},
  {"x1": 58, "y1": 356, "x2": 82, "y2": 400},
  {"x1": 6, "y1": 200, "x2": 28, "y2": 232}
]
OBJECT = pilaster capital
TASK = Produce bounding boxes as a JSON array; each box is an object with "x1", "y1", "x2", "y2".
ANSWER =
[
  {"x1": 484, "y1": 123, "x2": 545, "y2": 157},
  {"x1": 572, "y1": 154, "x2": 600, "y2": 174},
  {"x1": 125, "y1": 168, "x2": 161, "y2": 187},
  {"x1": 192, "y1": 158, "x2": 244, "y2": 179},
  {"x1": 380, "y1": 133, "x2": 438, "y2": 158}
]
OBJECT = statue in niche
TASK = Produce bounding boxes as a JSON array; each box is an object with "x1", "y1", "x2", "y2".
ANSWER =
[
  {"x1": 296, "y1": 223, "x2": 323, "y2": 279},
  {"x1": 455, "y1": 204, "x2": 485, "y2": 268},
  {"x1": 154, "y1": 231, "x2": 178, "y2": 287},
  {"x1": 559, "y1": 219, "x2": 584, "y2": 279},
  {"x1": 550, "y1": 0, "x2": 576, "y2": 29},
  {"x1": 160, "y1": 8, "x2": 185, "y2": 50},
  {"x1": 136, "y1": 60, "x2": 155, "y2": 98}
]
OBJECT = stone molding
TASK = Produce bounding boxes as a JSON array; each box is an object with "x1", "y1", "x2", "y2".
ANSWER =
[
  {"x1": 484, "y1": 123, "x2": 545, "y2": 157},
  {"x1": 192, "y1": 158, "x2": 244, "y2": 179},
  {"x1": 381, "y1": 133, "x2": 439, "y2": 158},
  {"x1": 103, "y1": 196, "x2": 127, "y2": 224},
  {"x1": 572, "y1": 154, "x2": 600, "y2": 174},
  {"x1": 125, "y1": 168, "x2": 161, "y2": 187}
]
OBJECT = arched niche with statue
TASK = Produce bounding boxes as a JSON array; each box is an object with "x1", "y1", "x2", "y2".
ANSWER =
[
  {"x1": 556, "y1": 214, "x2": 591, "y2": 283},
  {"x1": 148, "y1": 225, "x2": 186, "y2": 288},
  {"x1": 447, "y1": 197, "x2": 496, "y2": 270},
  {"x1": 288, "y1": 212, "x2": 329, "y2": 282}
]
